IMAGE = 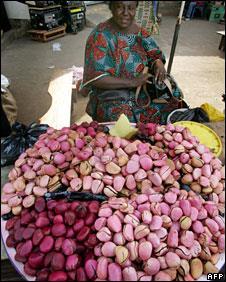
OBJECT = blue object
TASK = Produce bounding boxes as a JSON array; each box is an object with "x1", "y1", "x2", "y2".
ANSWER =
[
  {"x1": 153, "y1": 0, "x2": 158, "y2": 17},
  {"x1": 191, "y1": 5, "x2": 205, "y2": 19},
  {"x1": 181, "y1": 184, "x2": 191, "y2": 192},
  {"x1": 186, "y1": 2, "x2": 197, "y2": 18}
]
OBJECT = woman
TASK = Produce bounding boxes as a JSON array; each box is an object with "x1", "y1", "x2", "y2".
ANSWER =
[{"x1": 81, "y1": 1, "x2": 184, "y2": 124}]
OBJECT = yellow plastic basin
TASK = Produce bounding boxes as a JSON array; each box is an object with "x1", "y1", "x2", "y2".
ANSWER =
[{"x1": 173, "y1": 121, "x2": 222, "y2": 157}]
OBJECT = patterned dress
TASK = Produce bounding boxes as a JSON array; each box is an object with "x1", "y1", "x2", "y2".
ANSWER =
[{"x1": 81, "y1": 20, "x2": 183, "y2": 124}]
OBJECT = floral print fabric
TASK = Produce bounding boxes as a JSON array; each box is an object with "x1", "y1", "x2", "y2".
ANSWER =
[{"x1": 82, "y1": 20, "x2": 182, "y2": 124}]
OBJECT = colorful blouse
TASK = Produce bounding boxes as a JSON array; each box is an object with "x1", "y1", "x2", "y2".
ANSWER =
[{"x1": 82, "y1": 20, "x2": 182, "y2": 124}]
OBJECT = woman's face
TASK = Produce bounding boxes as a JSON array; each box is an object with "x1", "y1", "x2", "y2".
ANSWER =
[{"x1": 111, "y1": 1, "x2": 137, "y2": 30}]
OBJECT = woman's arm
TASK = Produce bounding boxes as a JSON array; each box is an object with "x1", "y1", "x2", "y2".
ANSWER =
[{"x1": 91, "y1": 74, "x2": 150, "y2": 89}]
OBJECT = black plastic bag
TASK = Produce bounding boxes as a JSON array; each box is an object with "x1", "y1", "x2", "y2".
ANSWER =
[
  {"x1": 45, "y1": 190, "x2": 107, "y2": 202},
  {"x1": 1, "y1": 122, "x2": 49, "y2": 167},
  {"x1": 168, "y1": 107, "x2": 210, "y2": 124}
]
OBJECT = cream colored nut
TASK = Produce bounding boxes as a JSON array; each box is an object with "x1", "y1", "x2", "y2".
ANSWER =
[
  {"x1": 25, "y1": 182, "x2": 35, "y2": 195},
  {"x1": 154, "y1": 243, "x2": 168, "y2": 257},
  {"x1": 15, "y1": 158, "x2": 26, "y2": 167},
  {"x1": 120, "y1": 188, "x2": 130, "y2": 197},
  {"x1": 39, "y1": 175, "x2": 50, "y2": 187},
  {"x1": 178, "y1": 259, "x2": 190, "y2": 276},
  {"x1": 23, "y1": 170, "x2": 36, "y2": 180},
  {"x1": 180, "y1": 216, "x2": 192, "y2": 230},
  {"x1": 48, "y1": 175, "x2": 60, "y2": 187},
  {"x1": 80, "y1": 161, "x2": 92, "y2": 176},
  {"x1": 199, "y1": 246, "x2": 211, "y2": 261},
  {"x1": 8, "y1": 195, "x2": 23, "y2": 207},
  {"x1": 190, "y1": 182, "x2": 201, "y2": 193},
  {"x1": 13, "y1": 177, "x2": 26, "y2": 192},
  {"x1": 12, "y1": 205, "x2": 22, "y2": 215},
  {"x1": 202, "y1": 187, "x2": 213, "y2": 194},
  {"x1": 118, "y1": 155, "x2": 129, "y2": 167},
  {"x1": 210, "y1": 253, "x2": 220, "y2": 265},
  {"x1": 165, "y1": 159, "x2": 176, "y2": 171},
  {"x1": 22, "y1": 195, "x2": 36, "y2": 208},
  {"x1": 106, "y1": 162, "x2": 121, "y2": 175},
  {"x1": 164, "y1": 268, "x2": 177, "y2": 280},
  {"x1": 182, "y1": 164, "x2": 193, "y2": 174},
  {"x1": 103, "y1": 186, "x2": 118, "y2": 197},
  {"x1": 115, "y1": 246, "x2": 129, "y2": 265},
  {"x1": 174, "y1": 144, "x2": 185, "y2": 154},
  {"x1": 181, "y1": 174, "x2": 193, "y2": 185},
  {"x1": 33, "y1": 186, "x2": 48, "y2": 197},
  {"x1": 191, "y1": 157, "x2": 204, "y2": 168},
  {"x1": 203, "y1": 262, "x2": 219, "y2": 275},
  {"x1": 134, "y1": 224, "x2": 150, "y2": 240},
  {"x1": 209, "y1": 241, "x2": 219, "y2": 254},
  {"x1": 190, "y1": 258, "x2": 203, "y2": 279}
]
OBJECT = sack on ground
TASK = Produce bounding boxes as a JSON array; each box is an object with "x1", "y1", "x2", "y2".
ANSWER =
[
  {"x1": 1, "y1": 88, "x2": 17, "y2": 126},
  {"x1": 201, "y1": 103, "x2": 224, "y2": 122}
]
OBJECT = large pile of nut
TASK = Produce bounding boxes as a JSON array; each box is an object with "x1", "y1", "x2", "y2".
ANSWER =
[{"x1": 1, "y1": 121, "x2": 225, "y2": 281}]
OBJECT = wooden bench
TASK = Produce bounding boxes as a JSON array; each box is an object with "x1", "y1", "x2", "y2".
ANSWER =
[
  {"x1": 216, "y1": 30, "x2": 225, "y2": 51},
  {"x1": 28, "y1": 26, "x2": 66, "y2": 42},
  {"x1": 40, "y1": 68, "x2": 73, "y2": 129}
]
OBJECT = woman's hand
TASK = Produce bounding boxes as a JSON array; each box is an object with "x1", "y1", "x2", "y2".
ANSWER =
[
  {"x1": 131, "y1": 73, "x2": 150, "y2": 88},
  {"x1": 153, "y1": 59, "x2": 166, "y2": 83}
]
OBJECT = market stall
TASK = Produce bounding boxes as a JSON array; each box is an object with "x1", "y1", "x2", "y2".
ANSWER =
[
  {"x1": 1, "y1": 1, "x2": 225, "y2": 281},
  {"x1": 1, "y1": 115, "x2": 225, "y2": 281}
]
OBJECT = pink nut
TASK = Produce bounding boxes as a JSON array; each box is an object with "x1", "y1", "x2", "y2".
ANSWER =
[
  {"x1": 149, "y1": 215, "x2": 162, "y2": 231},
  {"x1": 165, "y1": 252, "x2": 181, "y2": 268},
  {"x1": 126, "y1": 175, "x2": 136, "y2": 190},
  {"x1": 180, "y1": 231, "x2": 195, "y2": 248},
  {"x1": 192, "y1": 220, "x2": 204, "y2": 234},
  {"x1": 98, "y1": 207, "x2": 113, "y2": 218},
  {"x1": 142, "y1": 210, "x2": 152, "y2": 224},
  {"x1": 164, "y1": 191, "x2": 177, "y2": 204},
  {"x1": 122, "y1": 266, "x2": 137, "y2": 281},
  {"x1": 123, "y1": 224, "x2": 134, "y2": 242},
  {"x1": 179, "y1": 200, "x2": 191, "y2": 216},
  {"x1": 144, "y1": 258, "x2": 160, "y2": 276},
  {"x1": 113, "y1": 175, "x2": 125, "y2": 192},
  {"x1": 167, "y1": 229, "x2": 178, "y2": 248},
  {"x1": 147, "y1": 233, "x2": 161, "y2": 249},
  {"x1": 126, "y1": 160, "x2": 140, "y2": 174},
  {"x1": 96, "y1": 227, "x2": 112, "y2": 242},
  {"x1": 101, "y1": 242, "x2": 116, "y2": 257},
  {"x1": 149, "y1": 172, "x2": 162, "y2": 187},
  {"x1": 218, "y1": 234, "x2": 225, "y2": 251},
  {"x1": 113, "y1": 232, "x2": 126, "y2": 245},
  {"x1": 124, "y1": 214, "x2": 140, "y2": 228},
  {"x1": 140, "y1": 156, "x2": 153, "y2": 171},
  {"x1": 107, "y1": 215, "x2": 122, "y2": 233},
  {"x1": 159, "y1": 166, "x2": 171, "y2": 181},
  {"x1": 205, "y1": 218, "x2": 219, "y2": 234},
  {"x1": 138, "y1": 241, "x2": 152, "y2": 260},
  {"x1": 134, "y1": 224, "x2": 150, "y2": 240},
  {"x1": 95, "y1": 217, "x2": 107, "y2": 231},
  {"x1": 97, "y1": 257, "x2": 108, "y2": 280},
  {"x1": 108, "y1": 263, "x2": 122, "y2": 281},
  {"x1": 170, "y1": 207, "x2": 183, "y2": 221},
  {"x1": 137, "y1": 143, "x2": 149, "y2": 155}
]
